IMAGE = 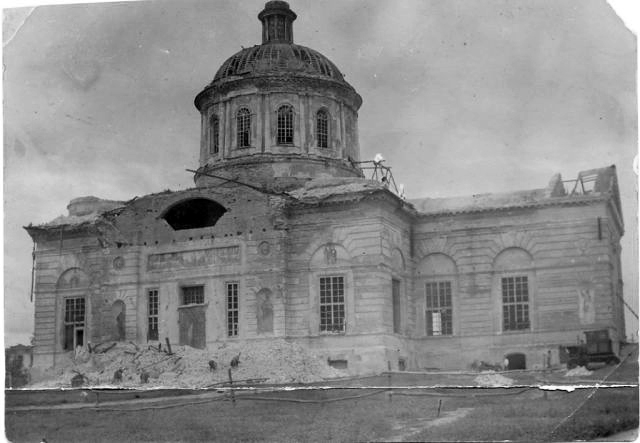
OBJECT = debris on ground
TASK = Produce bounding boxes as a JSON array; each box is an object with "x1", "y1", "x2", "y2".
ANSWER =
[
  {"x1": 474, "y1": 372, "x2": 514, "y2": 387},
  {"x1": 564, "y1": 366, "x2": 592, "y2": 377},
  {"x1": 28, "y1": 339, "x2": 347, "y2": 389}
]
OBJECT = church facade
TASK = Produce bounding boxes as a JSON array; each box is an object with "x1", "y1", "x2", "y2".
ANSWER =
[{"x1": 26, "y1": 2, "x2": 626, "y2": 375}]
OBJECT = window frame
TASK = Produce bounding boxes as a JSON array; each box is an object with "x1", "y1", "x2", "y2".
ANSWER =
[
  {"x1": 226, "y1": 281, "x2": 239, "y2": 337},
  {"x1": 63, "y1": 296, "x2": 86, "y2": 350},
  {"x1": 425, "y1": 280, "x2": 453, "y2": 336},
  {"x1": 181, "y1": 285, "x2": 205, "y2": 306},
  {"x1": 210, "y1": 114, "x2": 219, "y2": 155},
  {"x1": 147, "y1": 288, "x2": 159, "y2": 341},
  {"x1": 276, "y1": 104, "x2": 294, "y2": 145},
  {"x1": 501, "y1": 275, "x2": 531, "y2": 332},
  {"x1": 236, "y1": 108, "x2": 251, "y2": 148},
  {"x1": 319, "y1": 275, "x2": 346, "y2": 333},
  {"x1": 316, "y1": 109, "x2": 329, "y2": 148}
]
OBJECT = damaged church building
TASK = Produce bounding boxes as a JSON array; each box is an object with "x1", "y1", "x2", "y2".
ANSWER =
[{"x1": 26, "y1": 1, "x2": 626, "y2": 376}]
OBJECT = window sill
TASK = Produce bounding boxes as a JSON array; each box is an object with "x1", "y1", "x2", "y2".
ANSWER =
[
  {"x1": 501, "y1": 329, "x2": 532, "y2": 335},
  {"x1": 178, "y1": 303, "x2": 208, "y2": 309},
  {"x1": 319, "y1": 330, "x2": 346, "y2": 336}
]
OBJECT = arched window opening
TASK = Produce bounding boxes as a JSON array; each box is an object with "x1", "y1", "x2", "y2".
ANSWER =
[
  {"x1": 210, "y1": 115, "x2": 219, "y2": 154},
  {"x1": 162, "y1": 198, "x2": 227, "y2": 231},
  {"x1": 237, "y1": 108, "x2": 251, "y2": 148},
  {"x1": 277, "y1": 105, "x2": 294, "y2": 145},
  {"x1": 419, "y1": 253, "x2": 457, "y2": 337},
  {"x1": 494, "y1": 248, "x2": 534, "y2": 332},
  {"x1": 316, "y1": 110, "x2": 329, "y2": 148}
]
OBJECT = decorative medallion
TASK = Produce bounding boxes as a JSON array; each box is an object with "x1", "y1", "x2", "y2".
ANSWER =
[
  {"x1": 113, "y1": 256, "x2": 125, "y2": 270},
  {"x1": 258, "y1": 241, "x2": 271, "y2": 256}
]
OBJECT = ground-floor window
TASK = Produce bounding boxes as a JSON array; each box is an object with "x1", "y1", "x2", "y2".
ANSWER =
[
  {"x1": 320, "y1": 276, "x2": 345, "y2": 332},
  {"x1": 226, "y1": 282, "x2": 239, "y2": 337},
  {"x1": 425, "y1": 281, "x2": 452, "y2": 336},
  {"x1": 63, "y1": 297, "x2": 85, "y2": 350},
  {"x1": 502, "y1": 276, "x2": 530, "y2": 331},
  {"x1": 148, "y1": 289, "x2": 159, "y2": 341}
]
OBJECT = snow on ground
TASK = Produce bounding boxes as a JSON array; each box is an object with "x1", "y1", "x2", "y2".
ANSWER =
[{"x1": 28, "y1": 339, "x2": 347, "y2": 389}]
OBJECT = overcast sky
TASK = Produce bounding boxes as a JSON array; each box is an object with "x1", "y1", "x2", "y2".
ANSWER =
[{"x1": 3, "y1": 0, "x2": 638, "y2": 345}]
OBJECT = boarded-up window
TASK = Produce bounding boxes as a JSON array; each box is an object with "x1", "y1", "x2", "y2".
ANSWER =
[
  {"x1": 502, "y1": 276, "x2": 530, "y2": 331},
  {"x1": 227, "y1": 282, "x2": 239, "y2": 337},
  {"x1": 392, "y1": 279, "x2": 401, "y2": 334},
  {"x1": 320, "y1": 276, "x2": 345, "y2": 332},
  {"x1": 148, "y1": 289, "x2": 159, "y2": 341},
  {"x1": 64, "y1": 297, "x2": 85, "y2": 350},
  {"x1": 425, "y1": 281, "x2": 452, "y2": 336}
]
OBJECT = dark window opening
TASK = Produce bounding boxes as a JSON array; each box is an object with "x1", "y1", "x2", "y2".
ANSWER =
[
  {"x1": 63, "y1": 297, "x2": 85, "y2": 350},
  {"x1": 162, "y1": 198, "x2": 226, "y2": 231},
  {"x1": 148, "y1": 289, "x2": 159, "y2": 341},
  {"x1": 426, "y1": 281, "x2": 452, "y2": 336},
  {"x1": 210, "y1": 115, "x2": 219, "y2": 154},
  {"x1": 277, "y1": 105, "x2": 294, "y2": 145},
  {"x1": 316, "y1": 110, "x2": 329, "y2": 148},
  {"x1": 392, "y1": 279, "x2": 401, "y2": 334},
  {"x1": 182, "y1": 286, "x2": 204, "y2": 305},
  {"x1": 328, "y1": 359, "x2": 348, "y2": 369}
]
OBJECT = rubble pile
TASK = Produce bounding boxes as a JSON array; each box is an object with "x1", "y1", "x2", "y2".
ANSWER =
[
  {"x1": 473, "y1": 371, "x2": 514, "y2": 387},
  {"x1": 28, "y1": 339, "x2": 347, "y2": 389},
  {"x1": 564, "y1": 366, "x2": 593, "y2": 377}
]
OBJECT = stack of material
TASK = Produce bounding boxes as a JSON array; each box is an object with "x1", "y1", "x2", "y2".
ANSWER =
[{"x1": 28, "y1": 339, "x2": 347, "y2": 389}]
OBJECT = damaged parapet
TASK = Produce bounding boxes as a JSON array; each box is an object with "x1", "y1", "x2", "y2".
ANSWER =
[
  {"x1": 410, "y1": 165, "x2": 622, "y2": 221},
  {"x1": 37, "y1": 196, "x2": 126, "y2": 228}
]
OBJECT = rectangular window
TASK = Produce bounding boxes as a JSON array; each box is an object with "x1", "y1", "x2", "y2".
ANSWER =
[
  {"x1": 316, "y1": 111, "x2": 328, "y2": 148},
  {"x1": 392, "y1": 279, "x2": 401, "y2": 334},
  {"x1": 425, "y1": 281, "x2": 452, "y2": 336},
  {"x1": 226, "y1": 282, "x2": 239, "y2": 337},
  {"x1": 147, "y1": 289, "x2": 159, "y2": 341},
  {"x1": 237, "y1": 109, "x2": 251, "y2": 148},
  {"x1": 63, "y1": 297, "x2": 85, "y2": 350},
  {"x1": 182, "y1": 286, "x2": 204, "y2": 305},
  {"x1": 502, "y1": 276, "x2": 530, "y2": 331},
  {"x1": 210, "y1": 116, "x2": 219, "y2": 154},
  {"x1": 320, "y1": 276, "x2": 345, "y2": 332}
]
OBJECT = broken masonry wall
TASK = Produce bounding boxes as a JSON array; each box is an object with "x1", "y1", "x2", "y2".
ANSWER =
[
  {"x1": 410, "y1": 200, "x2": 624, "y2": 369},
  {"x1": 29, "y1": 229, "x2": 141, "y2": 370},
  {"x1": 113, "y1": 183, "x2": 289, "y2": 348}
]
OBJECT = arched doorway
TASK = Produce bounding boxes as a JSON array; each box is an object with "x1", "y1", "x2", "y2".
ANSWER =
[{"x1": 112, "y1": 300, "x2": 126, "y2": 341}]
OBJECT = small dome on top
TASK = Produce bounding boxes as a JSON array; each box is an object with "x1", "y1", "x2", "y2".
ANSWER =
[
  {"x1": 212, "y1": 43, "x2": 346, "y2": 84},
  {"x1": 203, "y1": 1, "x2": 353, "y2": 89}
]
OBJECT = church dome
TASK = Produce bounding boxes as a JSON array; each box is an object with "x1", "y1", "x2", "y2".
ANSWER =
[
  {"x1": 193, "y1": 1, "x2": 363, "y2": 191},
  {"x1": 211, "y1": 43, "x2": 347, "y2": 85}
]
